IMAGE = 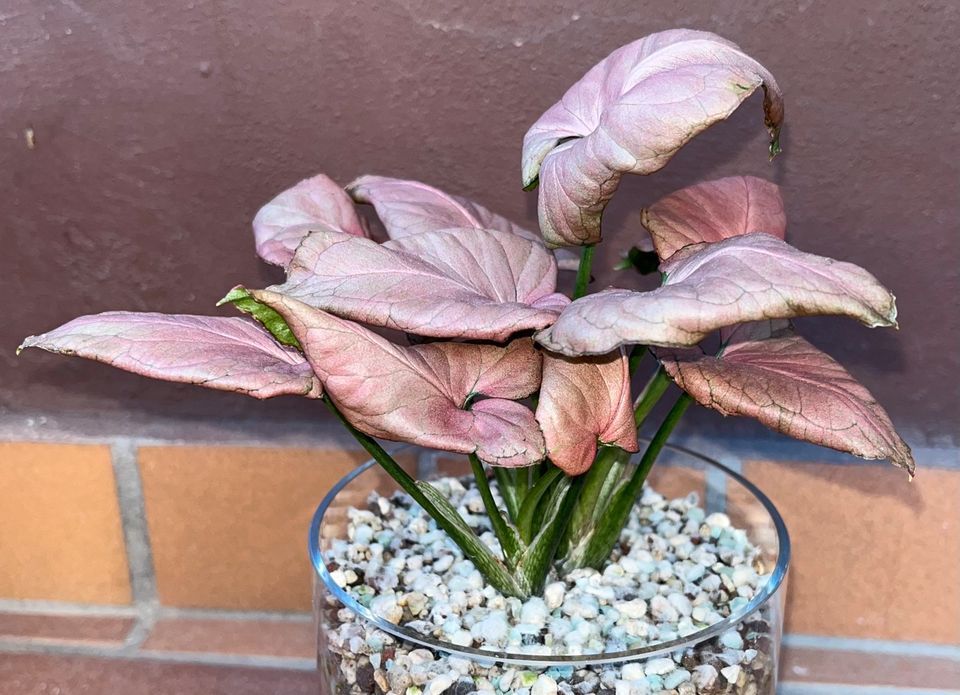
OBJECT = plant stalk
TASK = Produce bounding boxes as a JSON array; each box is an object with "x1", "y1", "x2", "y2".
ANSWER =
[
  {"x1": 516, "y1": 474, "x2": 584, "y2": 594},
  {"x1": 469, "y1": 454, "x2": 521, "y2": 562},
  {"x1": 516, "y1": 466, "x2": 532, "y2": 506},
  {"x1": 573, "y1": 245, "x2": 596, "y2": 299},
  {"x1": 516, "y1": 466, "x2": 564, "y2": 543},
  {"x1": 558, "y1": 364, "x2": 675, "y2": 557},
  {"x1": 576, "y1": 393, "x2": 693, "y2": 569},
  {"x1": 634, "y1": 366, "x2": 673, "y2": 427},
  {"x1": 628, "y1": 345, "x2": 647, "y2": 375},
  {"x1": 492, "y1": 467, "x2": 521, "y2": 523},
  {"x1": 323, "y1": 396, "x2": 526, "y2": 597},
  {"x1": 562, "y1": 446, "x2": 625, "y2": 544}
]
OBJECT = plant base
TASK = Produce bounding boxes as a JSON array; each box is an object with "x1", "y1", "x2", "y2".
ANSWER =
[{"x1": 311, "y1": 449, "x2": 788, "y2": 695}]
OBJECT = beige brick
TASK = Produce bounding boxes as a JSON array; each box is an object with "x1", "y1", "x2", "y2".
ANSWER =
[
  {"x1": 743, "y1": 460, "x2": 960, "y2": 643},
  {"x1": 139, "y1": 445, "x2": 368, "y2": 611},
  {"x1": 0, "y1": 442, "x2": 131, "y2": 604}
]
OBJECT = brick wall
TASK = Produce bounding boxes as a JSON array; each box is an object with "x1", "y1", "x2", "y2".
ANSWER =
[{"x1": 0, "y1": 422, "x2": 957, "y2": 692}]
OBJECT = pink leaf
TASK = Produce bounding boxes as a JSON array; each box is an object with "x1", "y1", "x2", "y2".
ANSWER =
[
  {"x1": 642, "y1": 176, "x2": 786, "y2": 260},
  {"x1": 348, "y1": 175, "x2": 533, "y2": 241},
  {"x1": 348, "y1": 175, "x2": 580, "y2": 270},
  {"x1": 250, "y1": 290, "x2": 546, "y2": 467},
  {"x1": 522, "y1": 29, "x2": 783, "y2": 247},
  {"x1": 18, "y1": 313, "x2": 322, "y2": 399},
  {"x1": 536, "y1": 234, "x2": 898, "y2": 355},
  {"x1": 271, "y1": 227, "x2": 567, "y2": 341},
  {"x1": 658, "y1": 321, "x2": 915, "y2": 474},
  {"x1": 536, "y1": 349, "x2": 638, "y2": 475},
  {"x1": 253, "y1": 174, "x2": 367, "y2": 266}
]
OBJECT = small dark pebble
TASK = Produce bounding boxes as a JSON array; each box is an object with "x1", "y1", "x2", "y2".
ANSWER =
[
  {"x1": 442, "y1": 678, "x2": 475, "y2": 695},
  {"x1": 356, "y1": 663, "x2": 376, "y2": 692}
]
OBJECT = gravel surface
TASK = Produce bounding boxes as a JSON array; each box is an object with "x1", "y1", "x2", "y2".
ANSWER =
[{"x1": 318, "y1": 476, "x2": 777, "y2": 694}]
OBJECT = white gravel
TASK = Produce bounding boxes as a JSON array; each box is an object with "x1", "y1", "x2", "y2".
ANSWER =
[{"x1": 319, "y1": 476, "x2": 778, "y2": 694}]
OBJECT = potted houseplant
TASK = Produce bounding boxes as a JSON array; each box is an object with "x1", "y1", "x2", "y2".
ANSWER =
[{"x1": 20, "y1": 28, "x2": 912, "y2": 695}]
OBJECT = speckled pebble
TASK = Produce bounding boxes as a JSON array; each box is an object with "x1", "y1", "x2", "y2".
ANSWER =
[
  {"x1": 663, "y1": 668, "x2": 691, "y2": 689},
  {"x1": 720, "y1": 629, "x2": 744, "y2": 650},
  {"x1": 643, "y1": 657, "x2": 676, "y2": 676},
  {"x1": 721, "y1": 664, "x2": 743, "y2": 683},
  {"x1": 532, "y1": 674, "x2": 559, "y2": 695}
]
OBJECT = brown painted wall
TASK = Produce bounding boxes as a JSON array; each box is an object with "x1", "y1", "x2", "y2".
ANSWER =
[{"x1": 2, "y1": 0, "x2": 958, "y2": 443}]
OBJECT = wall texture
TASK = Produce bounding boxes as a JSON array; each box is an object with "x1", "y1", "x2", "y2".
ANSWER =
[
  {"x1": 2, "y1": 0, "x2": 958, "y2": 445},
  {"x1": 1, "y1": 5, "x2": 959, "y2": 687}
]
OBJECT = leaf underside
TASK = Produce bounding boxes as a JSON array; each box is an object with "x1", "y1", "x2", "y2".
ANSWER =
[
  {"x1": 19, "y1": 312, "x2": 322, "y2": 399},
  {"x1": 536, "y1": 349, "x2": 638, "y2": 475},
  {"x1": 250, "y1": 289, "x2": 547, "y2": 467},
  {"x1": 348, "y1": 174, "x2": 580, "y2": 270},
  {"x1": 252, "y1": 173, "x2": 368, "y2": 267},
  {"x1": 522, "y1": 29, "x2": 784, "y2": 247},
  {"x1": 268, "y1": 227, "x2": 568, "y2": 341},
  {"x1": 641, "y1": 175, "x2": 787, "y2": 260},
  {"x1": 658, "y1": 320, "x2": 914, "y2": 474},
  {"x1": 536, "y1": 234, "x2": 898, "y2": 356}
]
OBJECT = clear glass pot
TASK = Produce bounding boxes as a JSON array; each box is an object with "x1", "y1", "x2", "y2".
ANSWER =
[{"x1": 311, "y1": 444, "x2": 790, "y2": 694}]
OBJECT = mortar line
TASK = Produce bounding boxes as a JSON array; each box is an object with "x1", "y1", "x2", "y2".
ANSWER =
[
  {"x1": 2, "y1": 637, "x2": 957, "y2": 683},
  {"x1": 705, "y1": 453, "x2": 739, "y2": 514},
  {"x1": 672, "y1": 432, "x2": 959, "y2": 470},
  {"x1": 2, "y1": 603, "x2": 955, "y2": 662},
  {"x1": 3, "y1": 628, "x2": 958, "y2": 680},
  {"x1": 779, "y1": 684, "x2": 960, "y2": 695},
  {"x1": 123, "y1": 601, "x2": 159, "y2": 652},
  {"x1": 110, "y1": 438, "x2": 158, "y2": 608},
  {"x1": 783, "y1": 634, "x2": 960, "y2": 661},
  {"x1": 0, "y1": 599, "x2": 139, "y2": 617},
  {"x1": 417, "y1": 449, "x2": 439, "y2": 479},
  {"x1": 0, "y1": 598, "x2": 312, "y2": 623},
  {"x1": 0, "y1": 638, "x2": 315, "y2": 671},
  {"x1": 2, "y1": 414, "x2": 954, "y2": 468},
  {"x1": 156, "y1": 607, "x2": 313, "y2": 623}
]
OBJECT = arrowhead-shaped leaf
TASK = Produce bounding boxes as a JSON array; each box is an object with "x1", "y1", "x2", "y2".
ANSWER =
[
  {"x1": 270, "y1": 227, "x2": 568, "y2": 341},
  {"x1": 658, "y1": 321, "x2": 915, "y2": 474},
  {"x1": 536, "y1": 349, "x2": 638, "y2": 475},
  {"x1": 348, "y1": 175, "x2": 580, "y2": 270},
  {"x1": 522, "y1": 29, "x2": 784, "y2": 247},
  {"x1": 348, "y1": 174, "x2": 535, "y2": 241},
  {"x1": 253, "y1": 174, "x2": 367, "y2": 266},
  {"x1": 250, "y1": 289, "x2": 546, "y2": 467},
  {"x1": 18, "y1": 313, "x2": 322, "y2": 399},
  {"x1": 536, "y1": 234, "x2": 898, "y2": 355},
  {"x1": 642, "y1": 176, "x2": 786, "y2": 260}
]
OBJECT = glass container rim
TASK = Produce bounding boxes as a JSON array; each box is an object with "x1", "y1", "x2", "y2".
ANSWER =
[{"x1": 309, "y1": 442, "x2": 791, "y2": 667}]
